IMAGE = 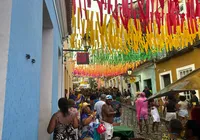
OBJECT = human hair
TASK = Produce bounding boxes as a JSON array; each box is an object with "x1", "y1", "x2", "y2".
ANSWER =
[
  {"x1": 100, "y1": 94, "x2": 106, "y2": 100},
  {"x1": 90, "y1": 94, "x2": 96, "y2": 100},
  {"x1": 191, "y1": 90, "x2": 196, "y2": 95},
  {"x1": 169, "y1": 119, "x2": 183, "y2": 134},
  {"x1": 168, "y1": 95, "x2": 174, "y2": 100},
  {"x1": 67, "y1": 99, "x2": 75, "y2": 108},
  {"x1": 58, "y1": 98, "x2": 69, "y2": 116},
  {"x1": 179, "y1": 95, "x2": 186, "y2": 101},
  {"x1": 112, "y1": 95, "x2": 117, "y2": 100}
]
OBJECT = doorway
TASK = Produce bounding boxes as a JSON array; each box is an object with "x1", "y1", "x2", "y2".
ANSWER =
[
  {"x1": 135, "y1": 82, "x2": 140, "y2": 92},
  {"x1": 144, "y1": 79, "x2": 152, "y2": 90}
]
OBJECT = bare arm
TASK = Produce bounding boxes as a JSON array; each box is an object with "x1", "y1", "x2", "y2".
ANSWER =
[
  {"x1": 82, "y1": 112, "x2": 96, "y2": 126},
  {"x1": 176, "y1": 103, "x2": 180, "y2": 110},
  {"x1": 72, "y1": 116, "x2": 79, "y2": 128},
  {"x1": 82, "y1": 115, "x2": 94, "y2": 126},
  {"x1": 47, "y1": 114, "x2": 57, "y2": 134}
]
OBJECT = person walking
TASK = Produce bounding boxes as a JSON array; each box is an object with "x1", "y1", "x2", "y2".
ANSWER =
[
  {"x1": 164, "y1": 95, "x2": 177, "y2": 128},
  {"x1": 149, "y1": 99, "x2": 160, "y2": 134},
  {"x1": 135, "y1": 92, "x2": 149, "y2": 135},
  {"x1": 94, "y1": 94, "x2": 106, "y2": 121},
  {"x1": 177, "y1": 95, "x2": 189, "y2": 123},
  {"x1": 47, "y1": 98, "x2": 79, "y2": 140}
]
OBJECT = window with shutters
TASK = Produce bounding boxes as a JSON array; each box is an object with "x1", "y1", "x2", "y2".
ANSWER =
[{"x1": 176, "y1": 64, "x2": 196, "y2": 100}]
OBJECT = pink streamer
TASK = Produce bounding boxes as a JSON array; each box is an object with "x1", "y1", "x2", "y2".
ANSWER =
[
  {"x1": 84, "y1": 0, "x2": 87, "y2": 19},
  {"x1": 97, "y1": 1, "x2": 103, "y2": 26},
  {"x1": 87, "y1": 0, "x2": 91, "y2": 7},
  {"x1": 73, "y1": 0, "x2": 76, "y2": 14},
  {"x1": 79, "y1": 0, "x2": 82, "y2": 18}
]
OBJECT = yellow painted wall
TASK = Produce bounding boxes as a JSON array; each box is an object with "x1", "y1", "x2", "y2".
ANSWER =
[{"x1": 155, "y1": 48, "x2": 200, "y2": 97}]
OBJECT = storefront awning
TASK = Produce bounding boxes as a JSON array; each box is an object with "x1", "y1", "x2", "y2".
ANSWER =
[{"x1": 147, "y1": 68, "x2": 200, "y2": 100}]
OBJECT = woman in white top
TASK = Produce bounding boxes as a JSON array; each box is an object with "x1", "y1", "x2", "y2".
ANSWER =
[{"x1": 177, "y1": 95, "x2": 189, "y2": 122}]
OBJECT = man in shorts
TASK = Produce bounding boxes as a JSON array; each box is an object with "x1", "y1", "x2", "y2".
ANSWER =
[{"x1": 102, "y1": 95, "x2": 116, "y2": 140}]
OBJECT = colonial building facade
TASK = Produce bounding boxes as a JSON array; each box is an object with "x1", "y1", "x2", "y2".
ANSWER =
[{"x1": 155, "y1": 46, "x2": 200, "y2": 99}]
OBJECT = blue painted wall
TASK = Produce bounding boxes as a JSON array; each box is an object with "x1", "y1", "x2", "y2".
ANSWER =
[{"x1": 2, "y1": 0, "x2": 62, "y2": 139}]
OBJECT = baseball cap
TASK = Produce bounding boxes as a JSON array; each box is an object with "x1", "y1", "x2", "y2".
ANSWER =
[{"x1": 106, "y1": 95, "x2": 113, "y2": 100}]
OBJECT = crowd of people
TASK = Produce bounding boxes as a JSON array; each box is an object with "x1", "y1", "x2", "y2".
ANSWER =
[
  {"x1": 134, "y1": 89, "x2": 200, "y2": 139},
  {"x1": 47, "y1": 87, "x2": 200, "y2": 140},
  {"x1": 47, "y1": 87, "x2": 124, "y2": 140}
]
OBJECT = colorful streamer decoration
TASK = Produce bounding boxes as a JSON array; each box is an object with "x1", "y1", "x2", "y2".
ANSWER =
[
  {"x1": 70, "y1": 0, "x2": 200, "y2": 77},
  {"x1": 89, "y1": 48, "x2": 157, "y2": 65},
  {"x1": 70, "y1": 0, "x2": 200, "y2": 54},
  {"x1": 73, "y1": 62, "x2": 142, "y2": 77}
]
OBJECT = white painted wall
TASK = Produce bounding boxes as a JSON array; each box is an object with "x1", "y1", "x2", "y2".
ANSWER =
[
  {"x1": 38, "y1": 29, "x2": 53, "y2": 140},
  {"x1": 0, "y1": 0, "x2": 12, "y2": 139}
]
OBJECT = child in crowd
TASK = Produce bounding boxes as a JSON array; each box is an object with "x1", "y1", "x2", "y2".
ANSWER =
[
  {"x1": 177, "y1": 95, "x2": 189, "y2": 124},
  {"x1": 150, "y1": 99, "x2": 160, "y2": 134}
]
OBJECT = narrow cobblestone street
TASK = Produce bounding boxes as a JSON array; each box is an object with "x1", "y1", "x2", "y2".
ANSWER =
[{"x1": 120, "y1": 105, "x2": 168, "y2": 140}]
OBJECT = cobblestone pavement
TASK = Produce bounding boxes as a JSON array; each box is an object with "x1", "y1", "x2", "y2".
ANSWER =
[{"x1": 118, "y1": 105, "x2": 168, "y2": 140}]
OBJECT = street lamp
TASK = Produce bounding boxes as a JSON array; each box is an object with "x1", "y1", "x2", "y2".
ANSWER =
[{"x1": 127, "y1": 68, "x2": 133, "y2": 76}]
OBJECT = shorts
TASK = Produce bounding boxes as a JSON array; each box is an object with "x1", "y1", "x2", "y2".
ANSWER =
[
  {"x1": 178, "y1": 110, "x2": 188, "y2": 118},
  {"x1": 165, "y1": 112, "x2": 177, "y2": 121},
  {"x1": 113, "y1": 117, "x2": 121, "y2": 123},
  {"x1": 103, "y1": 121, "x2": 113, "y2": 140}
]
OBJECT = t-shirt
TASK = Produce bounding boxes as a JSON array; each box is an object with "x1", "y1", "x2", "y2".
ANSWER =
[
  {"x1": 178, "y1": 101, "x2": 188, "y2": 110},
  {"x1": 111, "y1": 100, "x2": 121, "y2": 117},
  {"x1": 166, "y1": 100, "x2": 176, "y2": 112},
  {"x1": 94, "y1": 100, "x2": 105, "y2": 120},
  {"x1": 90, "y1": 99, "x2": 99, "y2": 111}
]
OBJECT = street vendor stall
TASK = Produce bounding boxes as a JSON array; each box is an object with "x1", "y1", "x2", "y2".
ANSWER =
[{"x1": 147, "y1": 68, "x2": 200, "y2": 100}]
